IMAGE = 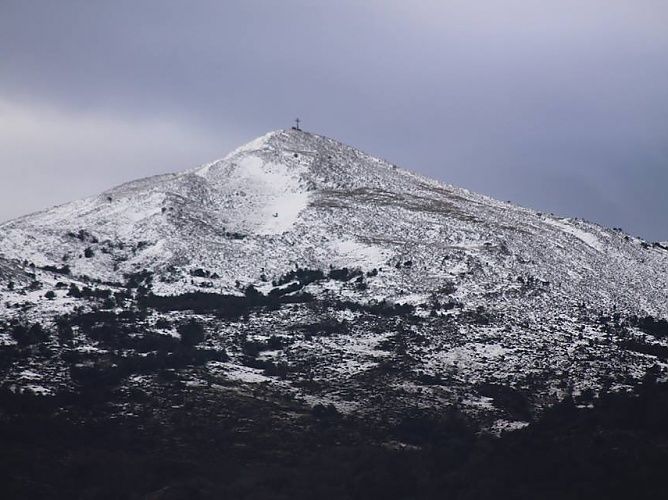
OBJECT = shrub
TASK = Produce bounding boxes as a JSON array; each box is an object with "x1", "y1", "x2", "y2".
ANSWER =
[
  {"x1": 630, "y1": 315, "x2": 668, "y2": 339},
  {"x1": 301, "y1": 318, "x2": 348, "y2": 339},
  {"x1": 477, "y1": 383, "x2": 531, "y2": 421},
  {"x1": 242, "y1": 340, "x2": 266, "y2": 358},
  {"x1": 328, "y1": 267, "x2": 363, "y2": 281},
  {"x1": 190, "y1": 268, "x2": 210, "y2": 278},
  {"x1": 262, "y1": 360, "x2": 289, "y2": 378},
  {"x1": 267, "y1": 335, "x2": 284, "y2": 350},
  {"x1": 11, "y1": 323, "x2": 48, "y2": 346},
  {"x1": 155, "y1": 318, "x2": 172, "y2": 330},
  {"x1": 56, "y1": 318, "x2": 74, "y2": 343},
  {"x1": 124, "y1": 270, "x2": 153, "y2": 288},
  {"x1": 273, "y1": 268, "x2": 325, "y2": 287},
  {"x1": 311, "y1": 403, "x2": 339, "y2": 420},
  {"x1": 101, "y1": 297, "x2": 116, "y2": 309},
  {"x1": 42, "y1": 264, "x2": 71, "y2": 275},
  {"x1": 68, "y1": 283, "x2": 82, "y2": 298},
  {"x1": 244, "y1": 284, "x2": 262, "y2": 299},
  {"x1": 178, "y1": 319, "x2": 205, "y2": 347}
]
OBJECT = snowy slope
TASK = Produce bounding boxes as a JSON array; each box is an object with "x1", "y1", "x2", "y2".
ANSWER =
[
  {"x1": 1, "y1": 129, "x2": 668, "y2": 426},
  {"x1": 1, "y1": 128, "x2": 666, "y2": 316}
]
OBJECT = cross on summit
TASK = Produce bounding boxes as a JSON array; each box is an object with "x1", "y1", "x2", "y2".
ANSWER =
[{"x1": 293, "y1": 118, "x2": 301, "y2": 131}]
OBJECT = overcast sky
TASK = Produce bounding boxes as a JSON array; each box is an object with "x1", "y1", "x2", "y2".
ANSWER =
[{"x1": 1, "y1": 1, "x2": 667, "y2": 240}]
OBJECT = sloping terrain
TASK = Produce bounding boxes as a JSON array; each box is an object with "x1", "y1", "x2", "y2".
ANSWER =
[
  {"x1": 1, "y1": 129, "x2": 667, "y2": 431},
  {"x1": 1, "y1": 129, "x2": 666, "y2": 310}
]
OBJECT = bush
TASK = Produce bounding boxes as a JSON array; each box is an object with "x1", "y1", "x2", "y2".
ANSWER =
[
  {"x1": 301, "y1": 318, "x2": 348, "y2": 339},
  {"x1": 477, "y1": 383, "x2": 532, "y2": 421},
  {"x1": 630, "y1": 315, "x2": 668, "y2": 339},
  {"x1": 311, "y1": 403, "x2": 339, "y2": 420},
  {"x1": 155, "y1": 318, "x2": 172, "y2": 330},
  {"x1": 101, "y1": 297, "x2": 116, "y2": 309},
  {"x1": 125, "y1": 270, "x2": 153, "y2": 289},
  {"x1": 42, "y1": 264, "x2": 71, "y2": 275},
  {"x1": 242, "y1": 340, "x2": 266, "y2": 358},
  {"x1": 190, "y1": 268, "x2": 210, "y2": 278},
  {"x1": 274, "y1": 268, "x2": 325, "y2": 287},
  {"x1": 56, "y1": 318, "x2": 74, "y2": 343},
  {"x1": 141, "y1": 290, "x2": 313, "y2": 318},
  {"x1": 88, "y1": 323, "x2": 125, "y2": 345},
  {"x1": 328, "y1": 267, "x2": 363, "y2": 281},
  {"x1": 178, "y1": 320, "x2": 205, "y2": 347},
  {"x1": 244, "y1": 284, "x2": 262, "y2": 299},
  {"x1": 267, "y1": 335, "x2": 284, "y2": 350},
  {"x1": 11, "y1": 323, "x2": 48, "y2": 346},
  {"x1": 262, "y1": 360, "x2": 289, "y2": 378}
]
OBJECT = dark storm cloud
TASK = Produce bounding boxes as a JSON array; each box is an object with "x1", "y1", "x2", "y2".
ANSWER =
[{"x1": 1, "y1": 0, "x2": 667, "y2": 239}]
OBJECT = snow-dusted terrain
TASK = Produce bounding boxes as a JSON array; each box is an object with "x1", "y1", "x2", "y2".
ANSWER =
[{"x1": 1, "y1": 128, "x2": 667, "y2": 427}]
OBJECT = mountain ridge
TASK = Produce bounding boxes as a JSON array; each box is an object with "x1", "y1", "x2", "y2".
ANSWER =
[
  {"x1": 1, "y1": 128, "x2": 666, "y2": 314},
  {"x1": 1, "y1": 129, "x2": 668, "y2": 428}
]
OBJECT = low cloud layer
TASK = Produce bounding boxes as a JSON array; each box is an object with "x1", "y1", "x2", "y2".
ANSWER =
[{"x1": 1, "y1": 1, "x2": 667, "y2": 239}]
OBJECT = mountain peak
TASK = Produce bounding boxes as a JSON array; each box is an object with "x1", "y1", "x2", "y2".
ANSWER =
[
  {"x1": 221, "y1": 129, "x2": 286, "y2": 159},
  {"x1": 2, "y1": 129, "x2": 668, "y2": 434},
  {"x1": 0, "y1": 131, "x2": 666, "y2": 318}
]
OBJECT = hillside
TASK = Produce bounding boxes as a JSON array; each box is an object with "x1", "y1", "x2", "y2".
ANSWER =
[
  {"x1": 1, "y1": 129, "x2": 666, "y2": 309},
  {"x1": 1, "y1": 128, "x2": 667, "y2": 431}
]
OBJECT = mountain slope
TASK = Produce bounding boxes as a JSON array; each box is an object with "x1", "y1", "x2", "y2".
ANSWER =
[
  {"x1": 1, "y1": 128, "x2": 666, "y2": 313},
  {"x1": 1, "y1": 129, "x2": 667, "y2": 428}
]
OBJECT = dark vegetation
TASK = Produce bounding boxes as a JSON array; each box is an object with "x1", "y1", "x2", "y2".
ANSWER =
[
  {"x1": 3, "y1": 265, "x2": 668, "y2": 500},
  {"x1": 189, "y1": 268, "x2": 220, "y2": 279},
  {"x1": 139, "y1": 265, "x2": 392, "y2": 319},
  {"x1": 593, "y1": 312, "x2": 668, "y2": 360},
  {"x1": 9, "y1": 323, "x2": 49, "y2": 347},
  {"x1": 2, "y1": 373, "x2": 668, "y2": 499},
  {"x1": 140, "y1": 289, "x2": 313, "y2": 319},
  {"x1": 298, "y1": 317, "x2": 349, "y2": 339},
  {"x1": 273, "y1": 267, "x2": 325, "y2": 287},
  {"x1": 224, "y1": 230, "x2": 246, "y2": 240},
  {"x1": 41, "y1": 264, "x2": 71, "y2": 275},
  {"x1": 177, "y1": 319, "x2": 206, "y2": 347},
  {"x1": 66, "y1": 229, "x2": 98, "y2": 243},
  {"x1": 269, "y1": 266, "x2": 365, "y2": 290},
  {"x1": 629, "y1": 315, "x2": 668, "y2": 339},
  {"x1": 327, "y1": 298, "x2": 415, "y2": 317},
  {"x1": 477, "y1": 383, "x2": 532, "y2": 421}
]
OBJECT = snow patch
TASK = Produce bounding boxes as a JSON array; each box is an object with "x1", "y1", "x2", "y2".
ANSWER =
[
  {"x1": 491, "y1": 419, "x2": 530, "y2": 434},
  {"x1": 225, "y1": 155, "x2": 309, "y2": 235},
  {"x1": 329, "y1": 239, "x2": 387, "y2": 267},
  {"x1": 543, "y1": 218, "x2": 603, "y2": 252},
  {"x1": 214, "y1": 361, "x2": 272, "y2": 384}
]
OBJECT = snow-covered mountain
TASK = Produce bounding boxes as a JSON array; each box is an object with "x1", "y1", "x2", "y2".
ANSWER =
[
  {"x1": 1, "y1": 128, "x2": 666, "y2": 311},
  {"x1": 1, "y1": 128, "x2": 667, "y2": 428}
]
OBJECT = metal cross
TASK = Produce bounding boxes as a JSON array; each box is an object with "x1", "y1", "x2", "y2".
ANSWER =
[{"x1": 294, "y1": 118, "x2": 301, "y2": 130}]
